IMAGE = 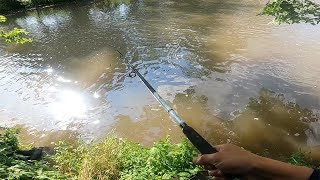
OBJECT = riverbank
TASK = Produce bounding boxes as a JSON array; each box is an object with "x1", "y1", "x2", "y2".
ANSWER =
[
  {"x1": 1, "y1": 128, "x2": 201, "y2": 179},
  {"x1": 0, "y1": 0, "x2": 133, "y2": 13},
  {"x1": 1, "y1": 128, "x2": 319, "y2": 179},
  {"x1": 0, "y1": 0, "x2": 85, "y2": 13}
]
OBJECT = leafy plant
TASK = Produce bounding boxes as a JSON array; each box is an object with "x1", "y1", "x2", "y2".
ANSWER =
[
  {"x1": 261, "y1": 0, "x2": 320, "y2": 24},
  {"x1": 118, "y1": 137, "x2": 200, "y2": 180},
  {"x1": 0, "y1": 15, "x2": 32, "y2": 44},
  {"x1": 52, "y1": 136, "x2": 201, "y2": 180}
]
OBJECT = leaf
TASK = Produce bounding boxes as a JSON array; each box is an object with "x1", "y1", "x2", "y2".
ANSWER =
[
  {"x1": 0, "y1": 16, "x2": 6, "y2": 23},
  {"x1": 162, "y1": 173, "x2": 172, "y2": 179},
  {"x1": 260, "y1": 0, "x2": 320, "y2": 25},
  {"x1": 178, "y1": 172, "x2": 191, "y2": 177}
]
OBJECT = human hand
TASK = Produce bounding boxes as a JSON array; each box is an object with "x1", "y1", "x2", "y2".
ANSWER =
[
  {"x1": 193, "y1": 144, "x2": 258, "y2": 178},
  {"x1": 193, "y1": 144, "x2": 314, "y2": 180}
]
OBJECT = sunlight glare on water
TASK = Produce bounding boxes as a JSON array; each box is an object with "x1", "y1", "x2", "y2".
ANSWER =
[{"x1": 50, "y1": 90, "x2": 87, "y2": 123}]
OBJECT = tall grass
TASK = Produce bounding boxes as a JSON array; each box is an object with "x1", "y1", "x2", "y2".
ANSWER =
[{"x1": 53, "y1": 138, "x2": 125, "y2": 179}]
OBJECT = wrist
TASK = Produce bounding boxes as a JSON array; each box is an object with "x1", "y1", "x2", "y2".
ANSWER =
[
  {"x1": 250, "y1": 154, "x2": 265, "y2": 174},
  {"x1": 250, "y1": 154, "x2": 313, "y2": 179}
]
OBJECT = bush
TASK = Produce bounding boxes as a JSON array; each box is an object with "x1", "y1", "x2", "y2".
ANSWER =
[
  {"x1": 0, "y1": 15, "x2": 32, "y2": 44},
  {"x1": 118, "y1": 137, "x2": 200, "y2": 180},
  {"x1": 51, "y1": 136, "x2": 201, "y2": 180},
  {"x1": 261, "y1": 0, "x2": 320, "y2": 25}
]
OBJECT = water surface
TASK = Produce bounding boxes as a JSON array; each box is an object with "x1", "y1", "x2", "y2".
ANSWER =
[{"x1": 1, "y1": 0, "x2": 320, "y2": 157}]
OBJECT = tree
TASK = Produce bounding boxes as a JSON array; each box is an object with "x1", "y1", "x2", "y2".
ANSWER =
[
  {"x1": 261, "y1": 0, "x2": 320, "y2": 25},
  {"x1": 0, "y1": 15, "x2": 32, "y2": 44}
]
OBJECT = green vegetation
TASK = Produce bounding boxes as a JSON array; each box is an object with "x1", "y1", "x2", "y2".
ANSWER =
[
  {"x1": 0, "y1": 128, "x2": 67, "y2": 179},
  {"x1": 261, "y1": 0, "x2": 320, "y2": 24},
  {"x1": 1, "y1": 127, "x2": 319, "y2": 180},
  {"x1": 52, "y1": 136, "x2": 200, "y2": 179},
  {"x1": 0, "y1": 15, "x2": 32, "y2": 44},
  {"x1": 1, "y1": 128, "x2": 200, "y2": 180}
]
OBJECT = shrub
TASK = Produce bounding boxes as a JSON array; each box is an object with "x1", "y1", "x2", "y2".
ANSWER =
[
  {"x1": 118, "y1": 137, "x2": 200, "y2": 180},
  {"x1": 0, "y1": 15, "x2": 32, "y2": 44},
  {"x1": 51, "y1": 136, "x2": 201, "y2": 180},
  {"x1": 261, "y1": 0, "x2": 320, "y2": 25}
]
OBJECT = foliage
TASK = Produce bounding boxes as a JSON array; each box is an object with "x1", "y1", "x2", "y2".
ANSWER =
[
  {"x1": 118, "y1": 137, "x2": 200, "y2": 180},
  {"x1": 0, "y1": 15, "x2": 32, "y2": 44},
  {"x1": 0, "y1": 128, "x2": 68, "y2": 179},
  {"x1": 286, "y1": 150, "x2": 320, "y2": 168},
  {"x1": 52, "y1": 138, "x2": 124, "y2": 179},
  {"x1": 261, "y1": 0, "x2": 320, "y2": 24},
  {"x1": 52, "y1": 136, "x2": 201, "y2": 180},
  {"x1": 0, "y1": 15, "x2": 7, "y2": 23},
  {"x1": 1, "y1": 128, "x2": 319, "y2": 179}
]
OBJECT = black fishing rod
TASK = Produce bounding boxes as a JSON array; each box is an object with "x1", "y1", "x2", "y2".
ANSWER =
[
  {"x1": 128, "y1": 65, "x2": 217, "y2": 155},
  {"x1": 128, "y1": 63, "x2": 239, "y2": 180}
]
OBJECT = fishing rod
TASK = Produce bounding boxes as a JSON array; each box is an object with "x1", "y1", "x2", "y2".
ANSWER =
[
  {"x1": 128, "y1": 65, "x2": 217, "y2": 155},
  {"x1": 117, "y1": 48, "x2": 238, "y2": 179}
]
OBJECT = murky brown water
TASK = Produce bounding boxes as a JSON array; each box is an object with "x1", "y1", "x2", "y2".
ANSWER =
[{"x1": 1, "y1": 0, "x2": 320, "y2": 158}]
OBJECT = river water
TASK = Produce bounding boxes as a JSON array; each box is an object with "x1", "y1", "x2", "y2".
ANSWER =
[{"x1": 1, "y1": 0, "x2": 320, "y2": 157}]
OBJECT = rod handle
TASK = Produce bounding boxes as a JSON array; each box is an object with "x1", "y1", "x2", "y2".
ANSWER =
[
  {"x1": 182, "y1": 123, "x2": 217, "y2": 154},
  {"x1": 182, "y1": 123, "x2": 240, "y2": 180}
]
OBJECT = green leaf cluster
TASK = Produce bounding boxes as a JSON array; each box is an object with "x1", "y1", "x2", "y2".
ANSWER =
[
  {"x1": 261, "y1": 0, "x2": 320, "y2": 24},
  {"x1": 119, "y1": 137, "x2": 200, "y2": 180},
  {"x1": 0, "y1": 15, "x2": 32, "y2": 44}
]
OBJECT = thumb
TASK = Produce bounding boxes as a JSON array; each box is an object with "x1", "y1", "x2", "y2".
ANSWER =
[{"x1": 193, "y1": 154, "x2": 217, "y2": 165}]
